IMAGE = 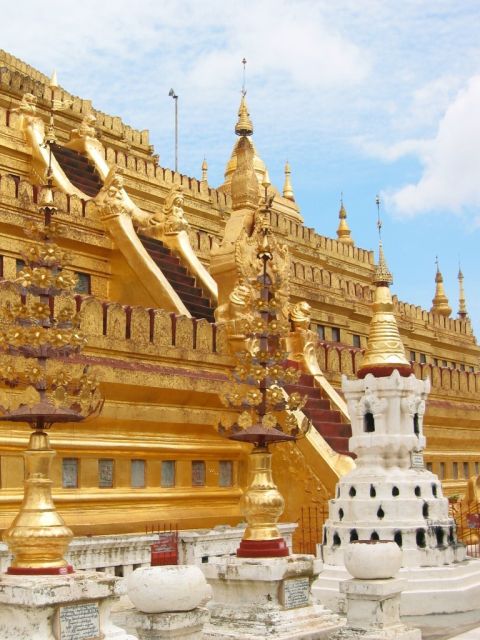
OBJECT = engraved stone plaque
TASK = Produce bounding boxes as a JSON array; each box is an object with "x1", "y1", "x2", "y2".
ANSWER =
[
  {"x1": 281, "y1": 576, "x2": 310, "y2": 609},
  {"x1": 411, "y1": 451, "x2": 424, "y2": 469},
  {"x1": 55, "y1": 602, "x2": 100, "y2": 640}
]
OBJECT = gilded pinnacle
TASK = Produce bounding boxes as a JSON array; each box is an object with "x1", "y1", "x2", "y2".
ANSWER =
[
  {"x1": 431, "y1": 260, "x2": 452, "y2": 317},
  {"x1": 283, "y1": 161, "x2": 295, "y2": 201},
  {"x1": 235, "y1": 93, "x2": 254, "y2": 137},
  {"x1": 458, "y1": 266, "x2": 468, "y2": 319},
  {"x1": 201, "y1": 157, "x2": 208, "y2": 182},
  {"x1": 336, "y1": 197, "x2": 354, "y2": 245},
  {"x1": 358, "y1": 240, "x2": 411, "y2": 378},
  {"x1": 374, "y1": 241, "x2": 393, "y2": 285}
]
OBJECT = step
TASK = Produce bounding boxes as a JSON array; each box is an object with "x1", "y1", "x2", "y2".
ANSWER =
[
  {"x1": 322, "y1": 434, "x2": 351, "y2": 451},
  {"x1": 305, "y1": 409, "x2": 341, "y2": 423},
  {"x1": 304, "y1": 397, "x2": 332, "y2": 411},
  {"x1": 310, "y1": 421, "x2": 351, "y2": 438}
]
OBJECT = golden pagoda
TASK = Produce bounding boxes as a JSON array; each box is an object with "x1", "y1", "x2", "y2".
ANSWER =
[{"x1": 0, "y1": 48, "x2": 477, "y2": 546}]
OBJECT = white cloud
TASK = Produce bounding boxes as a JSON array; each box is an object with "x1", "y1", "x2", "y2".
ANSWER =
[{"x1": 385, "y1": 75, "x2": 480, "y2": 216}]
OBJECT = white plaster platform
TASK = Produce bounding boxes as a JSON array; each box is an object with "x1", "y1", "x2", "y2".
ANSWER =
[
  {"x1": 312, "y1": 558, "x2": 480, "y2": 616},
  {"x1": 202, "y1": 554, "x2": 340, "y2": 639},
  {"x1": 0, "y1": 570, "x2": 135, "y2": 640}
]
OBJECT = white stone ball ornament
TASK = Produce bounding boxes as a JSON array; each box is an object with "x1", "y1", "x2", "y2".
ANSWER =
[
  {"x1": 127, "y1": 565, "x2": 212, "y2": 613},
  {"x1": 344, "y1": 540, "x2": 402, "y2": 580}
]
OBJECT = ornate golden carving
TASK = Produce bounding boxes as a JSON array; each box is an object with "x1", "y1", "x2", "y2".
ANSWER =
[
  {"x1": 70, "y1": 112, "x2": 97, "y2": 141},
  {"x1": 289, "y1": 300, "x2": 311, "y2": 331},
  {"x1": 148, "y1": 185, "x2": 189, "y2": 236}
]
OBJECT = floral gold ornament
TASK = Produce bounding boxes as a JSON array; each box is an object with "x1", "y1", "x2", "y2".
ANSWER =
[
  {"x1": 0, "y1": 155, "x2": 102, "y2": 574},
  {"x1": 218, "y1": 197, "x2": 309, "y2": 558}
]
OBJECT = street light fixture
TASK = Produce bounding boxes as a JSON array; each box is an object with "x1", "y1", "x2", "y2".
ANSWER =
[{"x1": 169, "y1": 88, "x2": 178, "y2": 173}]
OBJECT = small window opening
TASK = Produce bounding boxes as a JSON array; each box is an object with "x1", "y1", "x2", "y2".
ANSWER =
[
  {"x1": 364, "y1": 412, "x2": 375, "y2": 433},
  {"x1": 350, "y1": 529, "x2": 358, "y2": 542},
  {"x1": 416, "y1": 529, "x2": 426, "y2": 548},
  {"x1": 413, "y1": 413, "x2": 420, "y2": 436},
  {"x1": 394, "y1": 531, "x2": 403, "y2": 547}
]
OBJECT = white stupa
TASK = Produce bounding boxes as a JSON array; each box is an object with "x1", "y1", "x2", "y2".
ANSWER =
[{"x1": 313, "y1": 240, "x2": 480, "y2": 617}]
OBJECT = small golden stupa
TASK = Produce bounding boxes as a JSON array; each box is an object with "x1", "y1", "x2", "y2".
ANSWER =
[
  {"x1": 431, "y1": 259, "x2": 452, "y2": 317},
  {"x1": 358, "y1": 203, "x2": 411, "y2": 378},
  {"x1": 336, "y1": 196, "x2": 354, "y2": 245}
]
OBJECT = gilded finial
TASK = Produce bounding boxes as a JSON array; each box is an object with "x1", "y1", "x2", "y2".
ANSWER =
[
  {"x1": 357, "y1": 198, "x2": 411, "y2": 378},
  {"x1": 457, "y1": 263, "x2": 468, "y2": 320},
  {"x1": 235, "y1": 58, "x2": 253, "y2": 137},
  {"x1": 283, "y1": 161, "x2": 295, "y2": 201},
  {"x1": 431, "y1": 257, "x2": 452, "y2": 317},
  {"x1": 201, "y1": 157, "x2": 208, "y2": 182},
  {"x1": 336, "y1": 192, "x2": 354, "y2": 245}
]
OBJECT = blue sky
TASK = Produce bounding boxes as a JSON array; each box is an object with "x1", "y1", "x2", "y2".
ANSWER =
[{"x1": 3, "y1": 0, "x2": 480, "y2": 337}]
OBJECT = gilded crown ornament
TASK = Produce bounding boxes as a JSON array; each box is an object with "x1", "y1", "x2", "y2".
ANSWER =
[
  {"x1": 218, "y1": 194, "x2": 309, "y2": 557},
  {"x1": 0, "y1": 129, "x2": 102, "y2": 573}
]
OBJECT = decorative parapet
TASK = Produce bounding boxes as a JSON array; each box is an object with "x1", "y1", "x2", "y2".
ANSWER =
[
  {"x1": 75, "y1": 296, "x2": 228, "y2": 356},
  {"x1": 314, "y1": 339, "x2": 480, "y2": 399},
  {"x1": 269, "y1": 209, "x2": 374, "y2": 266},
  {"x1": 0, "y1": 55, "x2": 149, "y2": 150}
]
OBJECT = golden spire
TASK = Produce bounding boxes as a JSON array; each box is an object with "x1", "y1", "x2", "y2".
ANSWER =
[
  {"x1": 235, "y1": 93, "x2": 254, "y2": 137},
  {"x1": 235, "y1": 58, "x2": 253, "y2": 137},
  {"x1": 358, "y1": 197, "x2": 411, "y2": 379},
  {"x1": 283, "y1": 161, "x2": 295, "y2": 201},
  {"x1": 201, "y1": 157, "x2": 208, "y2": 182},
  {"x1": 431, "y1": 258, "x2": 452, "y2": 317},
  {"x1": 336, "y1": 194, "x2": 354, "y2": 245},
  {"x1": 458, "y1": 265, "x2": 468, "y2": 319}
]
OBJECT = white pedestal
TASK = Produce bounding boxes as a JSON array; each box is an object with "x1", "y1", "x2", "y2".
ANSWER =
[
  {"x1": 336, "y1": 578, "x2": 420, "y2": 639},
  {"x1": 130, "y1": 608, "x2": 209, "y2": 639},
  {"x1": 0, "y1": 570, "x2": 135, "y2": 640},
  {"x1": 202, "y1": 555, "x2": 340, "y2": 639}
]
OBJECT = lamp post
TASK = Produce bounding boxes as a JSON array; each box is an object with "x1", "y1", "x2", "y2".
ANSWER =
[{"x1": 169, "y1": 88, "x2": 178, "y2": 173}]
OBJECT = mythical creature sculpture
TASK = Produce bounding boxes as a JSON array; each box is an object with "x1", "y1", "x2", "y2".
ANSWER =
[
  {"x1": 142, "y1": 186, "x2": 189, "y2": 238},
  {"x1": 13, "y1": 93, "x2": 37, "y2": 117},
  {"x1": 96, "y1": 167, "x2": 125, "y2": 218},
  {"x1": 289, "y1": 301, "x2": 311, "y2": 331},
  {"x1": 215, "y1": 280, "x2": 254, "y2": 324},
  {"x1": 70, "y1": 112, "x2": 97, "y2": 141}
]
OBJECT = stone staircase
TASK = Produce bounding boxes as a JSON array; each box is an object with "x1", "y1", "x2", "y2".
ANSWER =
[
  {"x1": 51, "y1": 143, "x2": 103, "y2": 197},
  {"x1": 139, "y1": 235, "x2": 216, "y2": 323},
  {"x1": 285, "y1": 370, "x2": 353, "y2": 458}
]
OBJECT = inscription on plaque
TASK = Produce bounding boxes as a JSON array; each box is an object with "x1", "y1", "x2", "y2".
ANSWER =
[
  {"x1": 55, "y1": 602, "x2": 100, "y2": 640},
  {"x1": 281, "y1": 577, "x2": 310, "y2": 609},
  {"x1": 411, "y1": 451, "x2": 424, "y2": 469}
]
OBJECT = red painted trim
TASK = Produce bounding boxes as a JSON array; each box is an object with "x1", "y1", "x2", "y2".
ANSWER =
[
  {"x1": 237, "y1": 538, "x2": 289, "y2": 558},
  {"x1": 7, "y1": 564, "x2": 74, "y2": 576}
]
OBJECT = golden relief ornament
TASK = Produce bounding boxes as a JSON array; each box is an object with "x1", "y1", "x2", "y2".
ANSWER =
[
  {"x1": 217, "y1": 198, "x2": 309, "y2": 557},
  {"x1": 0, "y1": 172, "x2": 102, "y2": 575}
]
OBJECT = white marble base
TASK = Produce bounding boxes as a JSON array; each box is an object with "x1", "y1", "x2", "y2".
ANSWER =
[
  {"x1": 312, "y1": 558, "x2": 480, "y2": 616},
  {"x1": 0, "y1": 570, "x2": 135, "y2": 640},
  {"x1": 336, "y1": 578, "x2": 420, "y2": 640},
  {"x1": 202, "y1": 555, "x2": 340, "y2": 639},
  {"x1": 130, "y1": 607, "x2": 209, "y2": 639}
]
